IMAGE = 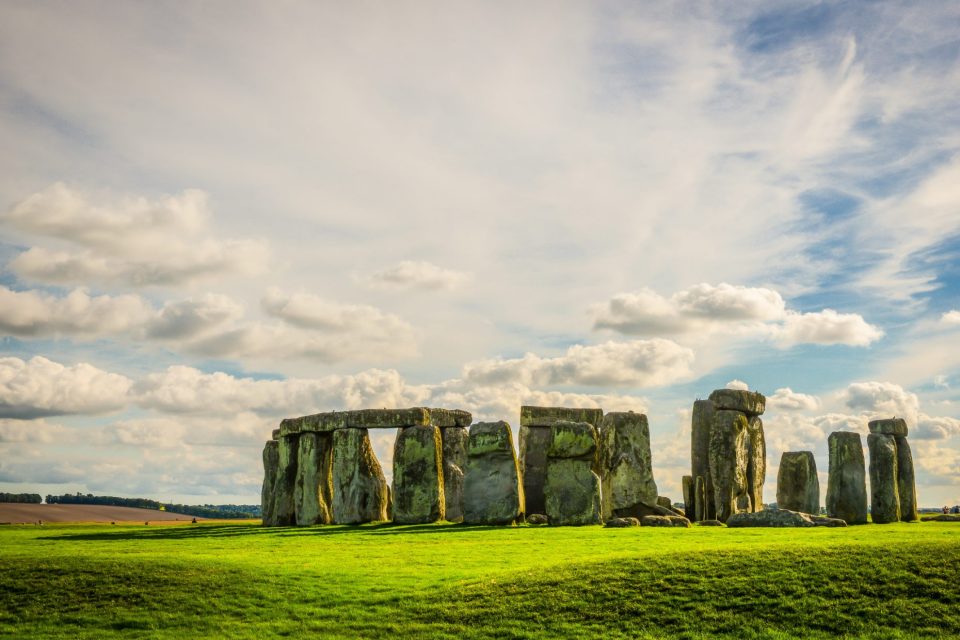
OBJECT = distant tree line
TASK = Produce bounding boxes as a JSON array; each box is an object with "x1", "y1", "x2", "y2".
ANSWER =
[
  {"x1": 0, "y1": 492, "x2": 43, "y2": 503},
  {"x1": 44, "y1": 493, "x2": 261, "y2": 518}
]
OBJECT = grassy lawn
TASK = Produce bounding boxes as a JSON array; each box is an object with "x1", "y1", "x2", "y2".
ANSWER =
[{"x1": 1, "y1": 521, "x2": 958, "y2": 639}]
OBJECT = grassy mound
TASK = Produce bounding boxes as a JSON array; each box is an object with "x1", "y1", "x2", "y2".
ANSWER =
[{"x1": 0, "y1": 522, "x2": 957, "y2": 638}]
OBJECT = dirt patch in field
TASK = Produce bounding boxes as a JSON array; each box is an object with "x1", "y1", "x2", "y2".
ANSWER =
[{"x1": 0, "y1": 503, "x2": 203, "y2": 524}]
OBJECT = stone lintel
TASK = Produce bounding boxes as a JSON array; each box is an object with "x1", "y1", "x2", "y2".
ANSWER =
[
  {"x1": 520, "y1": 405, "x2": 603, "y2": 427},
  {"x1": 279, "y1": 407, "x2": 472, "y2": 435},
  {"x1": 708, "y1": 389, "x2": 766, "y2": 416},
  {"x1": 271, "y1": 429, "x2": 281, "y2": 440},
  {"x1": 429, "y1": 408, "x2": 473, "y2": 428},
  {"x1": 868, "y1": 417, "x2": 908, "y2": 437}
]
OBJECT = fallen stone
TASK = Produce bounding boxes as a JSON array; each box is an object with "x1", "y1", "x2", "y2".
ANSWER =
[
  {"x1": 272, "y1": 434, "x2": 299, "y2": 526},
  {"x1": 441, "y1": 427, "x2": 468, "y2": 522},
  {"x1": 526, "y1": 513, "x2": 549, "y2": 525},
  {"x1": 697, "y1": 519, "x2": 725, "y2": 527},
  {"x1": 777, "y1": 451, "x2": 819, "y2": 515},
  {"x1": 463, "y1": 421, "x2": 523, "y2": 525},
  {"x1": 746, "y1": 416, "x2": 766, "y2": 512},
  {"x1": 708, "y1": 389, "x2": 766, "y2": 416},
  {"x1": 826, "y1": 431, "x2": 868, "y2": 524},
  {"x1": 605, "y1": 517, "x2": 640, "y2": 527},
  {"x1": 599, "y1": 412, "x2": 658, "y2": 521},
  {"x1": 690, "y1": 399, "x2": 715, "y2": 521},
  {"x1": 261, "y1": 440, "x2": 279, "y2": 526},
  {"x1": 921, "y1": 514, "x2": 960, "y2": 522},
  {"x1": 895, "y1": 436, "x2": 919, "y2": 522},
  {"x1": 656, "y1": 496, "x2": 672, "y2": 509},
  {"x1": 868, "y1": 433, "x2": 901, "y2": 524},
  {"x1": 641, "y1": 515, "x2": 691, "y2": 527},
  {"x1": 868, "y1": 417, "x2": 908, "y2": 437},
  {"x1": 393, "y1": 425, "x2": 445, "y2": 524},
  {"x1": 810, "y1": 515, "x2": 848, "y2": 527},
  {"x1": 294, "y1": 431, "x2": 333, "y2": 526},
  {"x1": 331, "y1": 428, "x2": 388, "y2": 524},
  {"x1": 520, "y1": 405, "x2": 603, "y2": 427},
  {"x1": 727, "y1": 508, "x2": 816, "y2": 528},
  {"x1": 709, "y1": 410, "x2": 749, "y2": 522}
]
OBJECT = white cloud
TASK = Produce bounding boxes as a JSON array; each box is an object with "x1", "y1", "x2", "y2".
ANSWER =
[
  {"x1": 3, "y1": 183, "x2": 269, "y2": 288},
  {"x1": 913, "y1": 414, "x2": 960, "y2": 441},
  {"x1": 942, "y1": 310, "x2": 960, "y2": 325},
  {"x1": 725, "y1": 379, "x2": 749, "y2": 390},
  {"x1": 462, "y1": 339, "x2": 695, "y2": 388},
  {"x1": 775, "y1": 309, "x2": 884, "y2": 347},
  {"x1": 767, "y1": 387, "x2": 821, "y2": 412},
  {"x1": 0, "y1": 356, "x2": 132, "y2": 419},
  {"x1": 842, "y1": 380, "x2": 920, "y2": 426},
  {"x1": 364, "y1": 260, "x2": 470, "y2": 291},
  {"x1": 0, "y1": 286, "x2": 154, "y2": 338},
  {"x1": 0, "y1": 418, "x2": 71, "y2": 443}
]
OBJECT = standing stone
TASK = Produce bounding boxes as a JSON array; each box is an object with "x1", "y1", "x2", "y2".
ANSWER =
[
  {"x1": 826, "y1": 431, "x2": 868, "y2": 524},
  {"x1": 545, "y1": 421, "x2": 602, "y2": 526},
  {"x1": 682, "y1": 476, "x2": 693, "y2": 520},
  {"x1": 272, "y1": 435, "x2": 299, "y2": 526},
  {"x1": 440, "y1": 427, "x2": 468, "y2": 523},
  {"x1": 463, "y1": 421, "x2": 524, "y2": 525},
  {"x1": 709, "y1": 410, "x2": 749, "y2": 522},
  {"x1": 868, "y1": 433, "x2": 901, "y2": 524},
  {"x1": 261, "y1": 440, "x2": 279, "y2": 526},
  {"x1": 294, "y1": 432, "x2": 333, "y2": 526},
  {"x1": 895, "y1": 436, "x2": 919, "y2": 522},
  {"x1": 331, "y1": 428, "x2": 388, "y2": 524},
  {"x1": 746, "y1": 416, "x2": 766, "y2": 511},
  {"x1": 694, "y1": 476, "x2": 706, "y2": 525},
  {"x1": 599, "y1": 412, "x2": 658, "y2": 521},
  {"x1": 393, "y1": 425, "x2": 445, "y2": 524},
  {"x1": 690, "y1": 399, "x2": 715, "y2": 522},
  {"x1": 777, "y1": 451, "x2": 819, "y2": 515}
]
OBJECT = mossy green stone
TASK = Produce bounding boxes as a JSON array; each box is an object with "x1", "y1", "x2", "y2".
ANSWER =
[
  {"x1": 708, "y1": 410, "x2": 749, "y2": 523},
  {"x1": 463, "y1": 422, "x2": 523, "y2": 525},
  {"x1": 826, "y1": 431, "x2": 867, "y2": 524},
  {"x1": 547, "y1": 421, "x2": 598, "y2": 459},
  {"x1": 272, "y1": 435, "x2": 299, "y2": 526},
  {"x1": 392, "y1": 425, "x2": 445, "y2": 524},
  {"x1": 260, "y1": 440, "x2": 279, "y2": 526},
  {"x1": 600, "y1": 412, "x2": 658, "y2": 521},
  {"x1": 868, "y1": 433, "x2": 901, "y2": 524},
  {"x1": 294, "y1": 432, "x2": 333, "y2": 526},
  {"x1": 895, "y1": 435, "x2": 919, "y2": 522},
  {"x1": 544, "y1": 458, "x2": 602, "y2": 526},
  {"x1": 331, "y1": 428, "x2": 388, "y2": 524}
]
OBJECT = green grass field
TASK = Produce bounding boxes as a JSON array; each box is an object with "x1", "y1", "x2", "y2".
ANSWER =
[{"x1": 1, "y1": 521, "x2": 958, "y2": 639}]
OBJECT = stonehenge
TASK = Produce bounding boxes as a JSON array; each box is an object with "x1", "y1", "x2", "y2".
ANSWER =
[
  {"x1": 688, "y1": 389, "x2": 766, "y2": 523},
  {"x1": 777, "y1": 451, "x2": 819, "y2": 515},
  {"x1": 868, "y1": 418, "x2": 918, "y2": 522}
]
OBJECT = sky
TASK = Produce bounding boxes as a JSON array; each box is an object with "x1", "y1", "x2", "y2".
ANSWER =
[{"x1": 0, "y1": 1, "x2": 958, "y2": 508}]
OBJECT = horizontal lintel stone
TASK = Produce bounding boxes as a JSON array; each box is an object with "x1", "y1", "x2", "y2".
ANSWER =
[
  {"x1": 520, "y1": 405, "x2": 603, "y2": 427},
  {"x1": 279, "y1": 407, "x2": 472, "y2": 436},
  {"x1": 868, "y1": 417, "x2": 908, "y2": 437}
]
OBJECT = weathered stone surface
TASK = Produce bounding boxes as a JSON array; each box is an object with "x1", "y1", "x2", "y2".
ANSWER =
[
  {"x1": 656, "y1": 496, "x2": 671, "y2": 509},
  {"x1": 868, "y1": 418, "x2": 908, "y2": 437},
  {"x1": 527, "y1": 513, "x2": 549, "y2": 525},
  {"x1": 694, "y1": 476, "x2": 706, "y2": 524},
  {"x1": 690, "y1": 399, "x2": 715, "y2": 522},
  {"x1": 826, "y1": 431, "x2": 868, "y2": 524},
  {"x1": 463, "y1": 421, "x2": 523, "y2": 525},
  {"x1": 777, "y1": 451, "x2": 819, "y2": 515},
  {"x1": 709, "y1": 410, "x2": 750, "y2": 522},
  {"x1": 429, "y1": 408, "x2": 473, "y2": 427},
  {"x1": 895, "y1": 436, "x2": 918, "y2": 522},
  {"x1": 708, "y1": 389, "x2": 766, "y2": 416},
  {"x1": 727, "y1": 508, "x2": 816, "y2": 528},
  {"x1": 520, "y1": 405, "x2": 603, "y2": 427},
  {"x1": 641, "y1": 515, "x2": 691, "y2": 527},
  {"x1": 547, "y1": 421, "x2": 599, "y2": 458},
  {"x1": 600, "y1": 412, "x2": 658, "y2": 521},
  {"x1": 393, "y1": 425, "x2": 445, "y2": 524},
  {"x1": 868, "y1": 433, "x2": 900, "y2": 524},
  {"x1": 922, "y1": 514, "x2": 960, "y2": 522},
  {"x1": 519, "y1": 425, "x2": 551, "y2": 516},
  {"x1": 682, "y1": 476, "x2": 693, "y2": 520},
  {"x1": 271, "y1": 429, "x2": 280, "y2": 440},
  {"x1": 698, "y1": 519, "x2": 725, "y2": 526},
  {"x1": 810, "y1": 515, "x2": 848, "y2": 527},
  {"x1": 294, "y1": 432, "x2": 333, "y2": 526},
  {"x1": 331, "y1": 428, "x2": 388, "y2": 524},
  {"x1": 605, "y1": 517, "x2": 640, "y2": 527},
  {"x1": 283, "y1": 408, "x2": 432, "y2": 435},
  {"x1": 746, "y1": 416, "x2": 765, "y2": 511},
  {"x1": 545, "y1": 458, "x2": 601, "y2": 525},
  {"x1": 272, "y1": 435, "x2": 299, "y2": 526},
  {"x1": 440, "y1": 427, "x2": 468, "y2": 522},
  {"x1": 261, "y1": 440, "x2": 279, "y2": 526}
]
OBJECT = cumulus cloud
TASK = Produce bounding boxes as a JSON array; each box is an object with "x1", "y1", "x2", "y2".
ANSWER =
[
  {"x1": 942, "y1": 310, "x2": 960, "y2": 325},
  {"x1": 0, "y1": 418, "x2": 71, "y2": 443},
  {"x1": 593, "y1": 283, "x2": 881, "y2": 348},
  {"x1": 462, "y1": 339, "x2": 695, "y2": 388},
  {"x1": 842, "y1": 381, "x2": 920, "y2": 426},
  {"x1": 0, "y1": 356, "x2": 132, "y2": 419},
  {"x1": 102, "y1": 412, "x2": 272, "y2": 449},
  {"x1": 0, "y1": 286, "x2": 154, "y2": 338},
  {"x1": 913, "y1": 415, "x2": 960, "y2": 441},
  {"x1": 767, "y1": 387, "x2": 821, "y2": 412},
  {"x1": 364, "y1": 260, "x2": 470, "y2": 291},
  {"x1": 725, "y1": 379, "x2": 749, "y2": 390},
  {"x1": 3, "y1": 183, "x2": 269, "y2": 288}
]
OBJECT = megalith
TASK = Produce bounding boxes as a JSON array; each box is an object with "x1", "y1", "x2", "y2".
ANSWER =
[
  {"x1": 689, "y1": 399, "x2": 715, "y2": 521},
  {"x1": 261, "y1": 438, "x2": 279, "y2": 526},
  {"x1": 520, "y1": 406, "x2": 603, "y2": 516},
  {"x1": 440, "y1": 427, "x2": 468, "y2": 523},
  {"x1": 272, "y1": 434, "x2": 299, "y2": 526},
  {"x1": 776, "y1": 451, "x2": 819, "y2": 515},
  {"x1": 331, "y1": 428, "x2": 389, "y2": 524},
  {"x1": 599, "y1": 412, "x2": 658, "y2": 521},
  {"x1": 747, "y1": 416, "x2": 766, "y2": 511},
  {"x1": 867, "y1": 418, "x2": 918, "y2": 523},
  {"x1": 294, "y1": 431, "x2": 333, "y2": 526},
  {"x1": 709, "y1": 410, "x2": 750, "y2": 522},
  {"x1": 895, "y1": 436, "x2": 918, "y2": 522},
  {"x1": 826, "y1": 431, "x2": 867, "y2": 524},
  {"x1": 544, "y1": 421, "x2": 602, "y2": 526},
  {"x1": 868, "y1": 433, "x2": 900, "y2": 524},
  {"x1": 393, "y1": 425, "x2": 445, "y2": 524},
  {"x1": 463, "y1": 421, "x2": 524, "y2": 525}
]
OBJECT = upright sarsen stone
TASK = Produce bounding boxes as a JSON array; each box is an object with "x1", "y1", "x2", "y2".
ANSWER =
[
  {"x1": 868, "y1": 433, "x2": 900, "y2": 524},
  {"x1": 777, "y1": 451, "x2": 819, "y2": 514},
  {"x1": 895, "y1": 436, "x2": 919, "y2": 522},
  {"x1": 463, "y1": 421, "x2": 523, "y2": 525},
  {"x1": 393, "y1": 425, "x2": 445, "y2": 524},
  {"x1": 690, "y1": 399, "x2": 715, "y2": 521},
  {"x1": 826, "y1": 431, "x2": 867, "y2": 524},
  {"x1": 294, "y1": 432, "x2": 333, "y2": 526},
  {"x1": 747, "y1": 416, "x2": 766, "y2": 511},
  {"x1": 545, "y1": 421, "x2": 602, "y2": 526},
  {"x1": 261, "y1": 439, "x2": 279, "y2": 526},
  {"x1": 273, "y1": 434, "x2": 299, "y2": 526},
  {"x1": 709, "y1": 410, "x2": 749, "y2": 522},
  {"x1": 441, "y1": 427, "x2": 468, "y2": 523},
  {"x1": 332, "y1": 428, "x2": 388, "y2": 524},
  {"x1": 599, "y1": 412, "x2": 658, "y2": 521}
]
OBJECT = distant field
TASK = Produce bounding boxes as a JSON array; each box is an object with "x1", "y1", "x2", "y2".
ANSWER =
[
  {"x1": 0, "y1": 503, "x2": 202, "y2": 524},
  {"x1": 1, "y1": 521, "x2": 958, "y2": 639}
]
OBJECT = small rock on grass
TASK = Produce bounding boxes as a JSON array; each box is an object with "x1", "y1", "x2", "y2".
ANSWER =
[
  {"x1": 605, "y1": 517, "x2": 640, "y2": 528},
  {"x1": 641, "y1": 515, "x2": 691, "y2": 528},
  {"x1": 526, "y1": 513, "x2": 549, "y2": 525},
  {"x1": 697, "y1": 519, "x2": 725, "y2": 527}
]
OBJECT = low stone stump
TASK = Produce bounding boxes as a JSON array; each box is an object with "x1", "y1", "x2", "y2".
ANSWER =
[
  {"x1": 727, "y1": 508, "x2": 816, "y2": 528},
  {"x1": 826, "y1": 431, "x2": 868, "y2": 524},
  {"x1": 600, "y1": 412, "x2": 658, "y2": 521},
  {"x1": 332, "y1": 428, "x2": 388, "y2": 524},
  {"x1": 441, "y1": 427, "x2": 468, "y2": 523},
  {"x1": 545, "y1": 421, "x2": 602, "y2": 526},
  {"x1": 641, "y1": 515, "x2": 691, "y2": 527},
  {"x1": 810, "y1": 515, "x2": 848, "y2": 527},
  {"x1": 463, "y1": 421, "x2": 523, "y2": 525},
  {"x1": 393, "y1": 425, "x2": 445, "y2": 524},
  {"x1": 526, "y1": 514, "x2": 549, "y2": 526},
  {"x1": 777, "y1": 451, "x2": 819, "y2": 515},
  {"x1": 868, "y1": 433, "x2": 901, "y2": 524},
  {"x1": 605, "y1": 517, "x2": 640, "y2": 527}
]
